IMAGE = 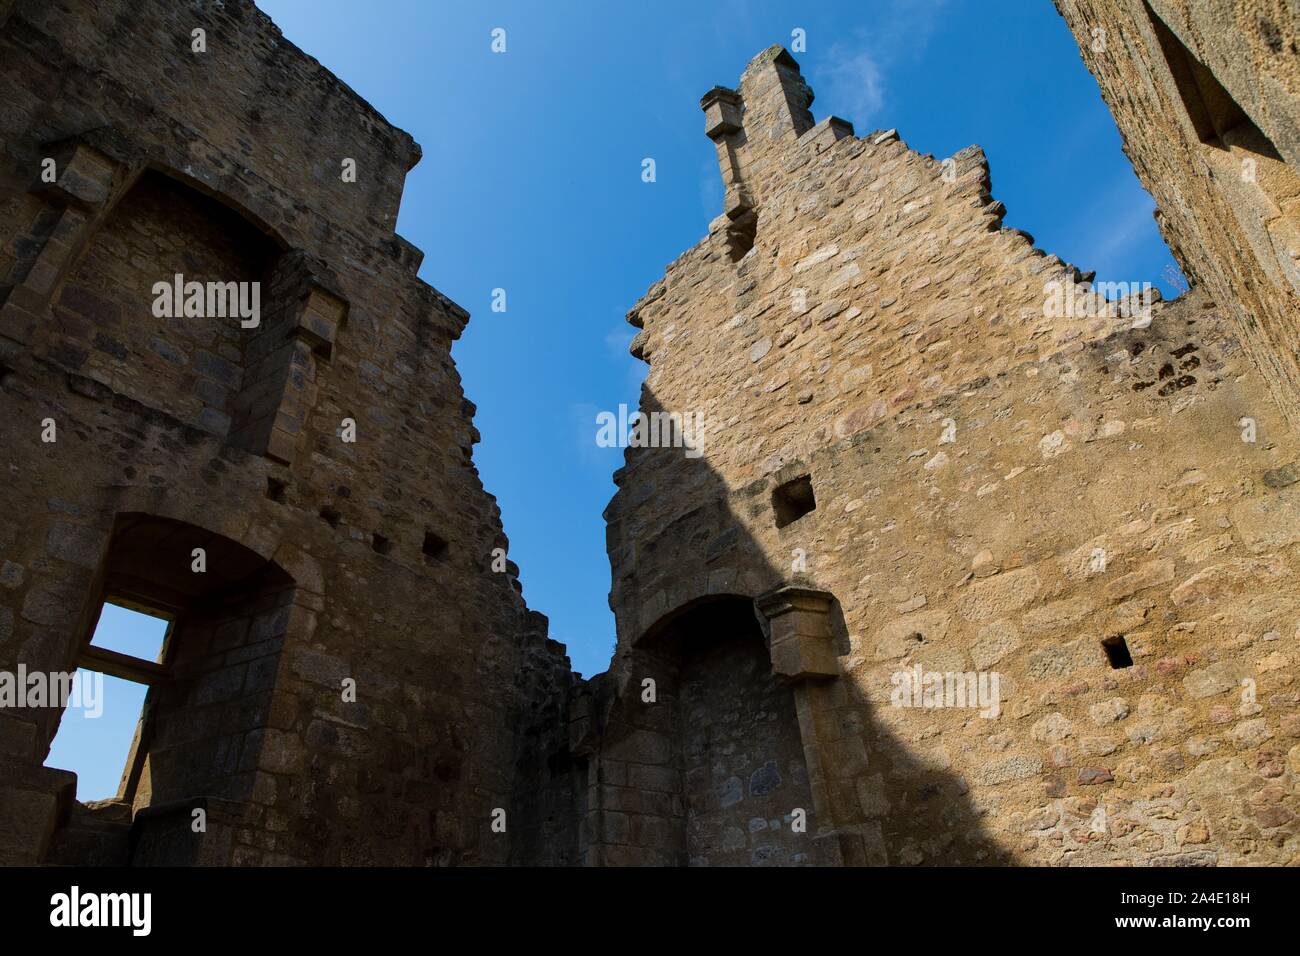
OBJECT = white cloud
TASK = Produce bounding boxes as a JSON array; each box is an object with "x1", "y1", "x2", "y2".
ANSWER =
[
  {"x1": 818, "y1": 48, "x2": 885, "y2": 126},
  {"x1": 811, "y1": 0, "x2": 949, "y2": 129}
]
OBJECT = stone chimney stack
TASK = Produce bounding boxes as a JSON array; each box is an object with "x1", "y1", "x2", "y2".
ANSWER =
[
  {"x1": 738, "y1": 45, "x2": 816, "y2": 145},
  {"x1": 701, "y1": 46, "x2": 821, "y2": 227}
]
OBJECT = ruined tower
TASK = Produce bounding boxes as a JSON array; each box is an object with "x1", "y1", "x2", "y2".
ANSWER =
[
  {"x1": 1055, "y1": 0, "x2": 1300, "y2": 434},
  {"x1": 0, "y1": 0, "x2": 574, "y2": 865},
  {"x1": 581, "y1": 46, "x2": 1300, "y2": 866}
]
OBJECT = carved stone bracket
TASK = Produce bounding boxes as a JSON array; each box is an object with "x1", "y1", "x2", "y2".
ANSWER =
[
  {"x1": 755, "y1": 584, "x2": 837, "y2": 681},
  {"x1": 230, "y1": 250, "x2": 349, "y2": 467},
  {"x1": 755, "y1": 584, "x2": 871, "y2": 865},
  {"x1": 0, "y1": 133, "x2": 136, "y2": 346},
  {"x1": 701, "y1": 86, "x2": 754, "y2": 223}
]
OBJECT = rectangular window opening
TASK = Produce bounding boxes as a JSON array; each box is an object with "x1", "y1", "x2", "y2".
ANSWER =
[{"x1": 43, "y1": 602, "x2": 171, "y2": 803}]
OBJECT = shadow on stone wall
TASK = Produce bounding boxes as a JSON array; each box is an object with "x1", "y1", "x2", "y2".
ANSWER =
[{"x1": 584, "y1": 385, "x2": 1016, "y2": 866}]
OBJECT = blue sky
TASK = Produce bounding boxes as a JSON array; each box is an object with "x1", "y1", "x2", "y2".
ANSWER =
[
  {"x1": 45, "y1": 603, "x2": 164, "y2": 800},
  {"x1": 248, "y1": 0, "x2": 1179, "y2": 679},
  {"x1": 48, "y1": 0, "x2": 1183, "y2": 798}
]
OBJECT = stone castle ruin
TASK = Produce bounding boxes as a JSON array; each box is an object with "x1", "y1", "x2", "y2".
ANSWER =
[{"x1": 0, "y1": 0, "x2": 1296, "y2": 866}]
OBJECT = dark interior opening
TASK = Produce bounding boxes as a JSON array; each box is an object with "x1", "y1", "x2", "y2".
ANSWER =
[
  {"x1": 726, "y1": 210, "x2": 758, "y2": 262},
  {"x1": 422, "y1": 530, "x2": 449, "y2": 560},
  {"x1": 1102, "y1": 635, "x2": 1134, "y2": 669},
  {"x1": 634, "y1": 595, "x2": 825, "y2": 866},
  {"x1": 773, "y1": 475, "x2": 816, "y2": 528}
]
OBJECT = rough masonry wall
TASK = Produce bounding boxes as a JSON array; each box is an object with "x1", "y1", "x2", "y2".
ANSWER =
[
  {"x1": 570, "y1": 596, "x2": 827, "y2": 866},
  {"x1": 0, "y1": 0, "x2": 571, "y2": 866},
  {"x1": 598, "y1": 47, "x2": 1300, "y2": 866},
  {"x1": 46, "y1": 170, "x2": 279, "y2": 435},
  {"x1": 1055, "y1": 0, "x2": 1300, "y2": 434},
  {"x1": 678, "y1": 618, "x2": 819, "y2": 866}
]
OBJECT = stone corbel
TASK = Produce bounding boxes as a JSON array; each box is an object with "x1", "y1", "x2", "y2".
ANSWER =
[
  {"x1": 0, "y1": 135, "x2": 134, "y2": 346},
  {"x1": 36, "y1": 140, "x2": 120, "y2": 208},
  {"x1": 755, "y1": 584, "x2": 861, "y2": 865},
  {"x1": 702, "y1": 86, "x2": 743, "y2": 139},
  {"x1": 701, "y1": 86, "x2": 754, "y2": 223},
  {"x1": 265, "y1": 273, "x2": 347, "y2": 465},
  {"x1": 289, "y1": 258, "x2": 348, "y2": 360},
  {"x1": 755, "y1": 585, "x2": 837, "y2": 681},
  {"x1": 230, "y1": 251, "x2": 349, "y2": 467}
]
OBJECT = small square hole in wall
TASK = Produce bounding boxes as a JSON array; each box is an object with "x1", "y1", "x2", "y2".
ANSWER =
[
  {"x1": 0, "y1": 362, "x2": 13, "y2": 389},
  {"x1": 372, "y1": 532, "x2": 392, "y2": 556},
  {"x1": 773, "y1": 475, "x2": 816, "y2": 528},
  {"x1": 319, "y1": 505, "x2": 341, "y2": 528},
  {"x1": 1102, "y1": 635, "x2": 1134, "y2": 669},
  {"x1": 266, "y1": 476, "x2": 286, "y2": 503},
  {"x1": 422, "y1": 530, "x2": 449, "y2": 561}
]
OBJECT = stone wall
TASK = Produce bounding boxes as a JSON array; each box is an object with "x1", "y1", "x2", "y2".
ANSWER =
[
  {"x1": 1055, "y1": 0, "x2": 1300, "y2": 434},
  {"x1": 593, "y1": 47, "x2": 1300, "y2": 866},
  {"x1": 44, "y1": 170, "x2": 279, "y2": 436},
  {"x1": 569, "y1": 596, "x2": 829, "y2": 866},
  {"x1": 676, "y1": 603, "x2": 820, "y2": 867},
  {"x1": 0, "y1": 0, "x2": 571, "y2": 866}
]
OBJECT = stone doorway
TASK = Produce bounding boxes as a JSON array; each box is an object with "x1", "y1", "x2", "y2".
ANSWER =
[{"x1": 624, "y1": 595, "x2": 826, "y2": 866}]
